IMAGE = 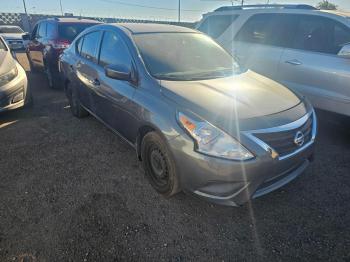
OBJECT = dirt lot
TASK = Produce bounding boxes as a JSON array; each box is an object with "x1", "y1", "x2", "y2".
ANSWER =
[{"x1": 0, "y1": 53, "x2": 349, "y2": 262}]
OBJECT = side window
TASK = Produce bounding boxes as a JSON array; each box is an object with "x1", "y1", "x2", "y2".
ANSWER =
[
  {"x1": 75, "y1": 37, "x2": 84, "y2": 55},
  {"x1": 37, "y1": 22, "x2": 46, "y2": 38},
  {"x1": 46, "y1": 22, "x2": 56, "y2": 39},
  {"x1": 31, "y1": 24, "x2": 38, "y2": 39},
  {"x1": 235, "y1": 14, "x2": 274, "y2": 44},
  {"x1": 293, "y1": 15, "x2": 350, "y2": 55},
  {"x1": 80, "y1": 31, "x2": 101, "y2": 62},
  {"x1": 235, "y1": 14, "x2": 298, "y2": 48},
  {"x1": 198, "y1": 15, "x2": 238, "y2": 39},
  {"x1": 98, "y1": 31, "x2": 132, "y2": 69}
]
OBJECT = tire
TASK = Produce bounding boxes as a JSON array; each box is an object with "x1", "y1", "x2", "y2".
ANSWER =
[
  {"x1": 24, "y1": 86, "x2": 33, "y2": 108},
  {"x1": 141, "y1": 132, "x2": 180, "y2": 197},
  {"x1": 45, "y1": 64, "x2": 61, "y2": 89},
  {"x1": 67, "y1": 85, "x2": 89, "y2": 118}
]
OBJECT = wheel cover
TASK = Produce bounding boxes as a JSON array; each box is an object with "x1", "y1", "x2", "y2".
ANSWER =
[{"x1": 149, "y1": 148, "x2": 169, "y2": 187}]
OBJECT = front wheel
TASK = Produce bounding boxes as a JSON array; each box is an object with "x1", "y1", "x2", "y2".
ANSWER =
[{"x1": 141, "y1": 132, "x2": 180, "y2": 197}]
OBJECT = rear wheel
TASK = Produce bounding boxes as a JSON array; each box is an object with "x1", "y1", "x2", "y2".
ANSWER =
[
  {"x1": 141, "y1": 132, "x2": 180, "y2": 197},
  {"x1": 67, "y1": 85, "x2": 89, "y2": 118},
  {"x1": 45, "y1": 64, "x2": 61, "y2": 89}
]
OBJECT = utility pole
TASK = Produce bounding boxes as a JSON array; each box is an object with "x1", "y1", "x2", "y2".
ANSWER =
[
  {"x1": 22, "y1": 0, "x2": 28, "y2": 15},
  {"x1": 178, "y1": 0, "x2": 181, "y2": 22},
  {"x1": 59, "y1": 0, "x2": 64, "y2": 16},
  {"x1": 241, "y1": 0, "x2": 244, "y2": 6}
]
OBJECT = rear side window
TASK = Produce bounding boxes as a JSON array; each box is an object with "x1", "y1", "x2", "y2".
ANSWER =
[
  {"x1": 98, "y1": 31, "x2": 132, "y2": 69},
  {"x1": 235, "y1": 14, "x2": 297, "y2": 47},
  {"x1": 58, "y1": 23, "x2": 97, "y2": 42},
  {"x1": 37, "y1": 22, "x2": 46, "y2": 38},
  {"x1": 80, "y1": 31, "x2": 101, "y2": 62},
  {"x1": 293, "y1": 15, "x2": 350, "y2": 54},
  {"x1": 198, "y1": 15, "x2": 238, "y2": 38},
  {"x1": 75, "y1": 37, "x2": 84, "y2": 55}
]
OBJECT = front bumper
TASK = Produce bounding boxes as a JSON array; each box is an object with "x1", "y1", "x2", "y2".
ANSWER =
[
  {"x1": 168, "y1": 112, "x2": 316, "y2": 206},
  {"x1": 0, "y1": 62, "x2": 28, "y2": 112}
]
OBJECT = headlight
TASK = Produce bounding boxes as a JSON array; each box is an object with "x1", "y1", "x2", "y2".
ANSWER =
[
  {"x1": 178, "y1": 112, "x2": 254, "y2": 161},
  {"x1": 0, "y1": 66, "x2": 18, "y2": 86}
]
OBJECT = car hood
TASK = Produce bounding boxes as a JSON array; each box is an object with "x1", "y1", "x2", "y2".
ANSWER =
[
  {"x1": 0, "y1": 50, "x2": 16, "y2": 76},
  {"x1": 161, "y1": 70, "x2": 304, "y2": 131},
  {"x1": 0, "y1": 33, "x2": 24, "y2": 40}
]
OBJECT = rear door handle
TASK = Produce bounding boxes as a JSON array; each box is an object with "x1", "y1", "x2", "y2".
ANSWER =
[{"x1": 285, "y1": 59, "x2": 302, "y2": 66}]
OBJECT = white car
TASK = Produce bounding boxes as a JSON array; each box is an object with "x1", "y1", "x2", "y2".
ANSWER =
[
  {"x1": 196, "y1": 4, "x2": 350, "y2": 116},
  {"x1": 0, "y1": 25, "x2": 28, "y2": 50},
  {"x1": 0, "y1": 36, "x2": 31, "y2": 112}
]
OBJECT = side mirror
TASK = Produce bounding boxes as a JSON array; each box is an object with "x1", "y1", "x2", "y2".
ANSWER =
[
  {"x1": 338, "y1": 44, "x2": 350, "y2": 59},
  {"x1": 105, "y1": 64, "x2": 132, "y2": 82},
  {"x1": 22, "y1": 33, "x2": 30, "y2": 41}
]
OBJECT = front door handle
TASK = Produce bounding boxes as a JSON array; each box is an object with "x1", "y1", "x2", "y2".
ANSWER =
[
  {"x1": 285, "y1": 59, "x2": 302, "y2": 66},
  {"x1": 91, "y1": 78, "x2": 100, "y2": 86}
]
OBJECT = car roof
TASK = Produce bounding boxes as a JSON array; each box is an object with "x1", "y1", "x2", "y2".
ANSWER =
[
  {"x1": 113, "y1": 23, "x2": 196, "y2": 34},
  {"x1": 43, "y1": 17, "x2": 101, "y2": 24},
  {"x1": 0, "y1": 25, "x2": 22, "y2": 28}
]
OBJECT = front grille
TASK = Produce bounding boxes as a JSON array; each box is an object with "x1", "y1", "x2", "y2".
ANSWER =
[{"x1": 254, "y1": 115, "x2": 313, "y2": 157}]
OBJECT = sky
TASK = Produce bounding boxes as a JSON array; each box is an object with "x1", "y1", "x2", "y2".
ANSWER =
[{"x1": 2, "y1": 0, "x2": 350, "y2": 22}]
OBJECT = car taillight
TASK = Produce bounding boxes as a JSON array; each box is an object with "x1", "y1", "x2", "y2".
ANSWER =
[{"x1": 50, "y1": 40, "x2": 70, "y2": 49}]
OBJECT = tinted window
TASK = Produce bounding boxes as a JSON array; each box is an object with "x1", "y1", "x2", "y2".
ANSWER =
[
  {"x1": 37, "y1": 22, "x2": 46, "y2": 38},
  {"x1": 293, "y1": 15, "x2": 350, "y2": 54},
  {"x1": 99, "y1": 31, "x2": 132, "y2": 68},
  {"x1": 0, "y1": 26, "x2": 24, "y2": 33},
  {"x1": 81, "y1": 31, "x2": 101, "y2": 62},
  {"x1": 0, "y1": 38, "x2": 7, "y2": 50},
  {"x1": 31, "y1": 24, "x2": 38, "y2": 39},
  {"x1": 134, "y1": 33, "x2": 240, "y2": 81},
  {"x1": 198, "y1": 15, "x2": 238, "y2": 38},
  {"x1": 46, "y1": 23, "x2": 56, "y2": 38},
  {"x1": 76, "y1": 37, "x2": 84, "y2": 55},
  {"x1": 235, "y1": 14, "x2": 297, "y2": 47},
  {"x1": 58, "y1": 23, "x2": 97, "y2": 41}
]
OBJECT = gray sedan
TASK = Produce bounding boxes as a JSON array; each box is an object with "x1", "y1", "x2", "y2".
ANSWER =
[{"x1": 59, "y1": 24, "x2": 317, "y2": 206}]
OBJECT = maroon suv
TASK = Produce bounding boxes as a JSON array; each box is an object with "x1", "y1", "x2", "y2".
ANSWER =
[{"x1": 26, "y1": 18, "x2": 101, "y2": 89}]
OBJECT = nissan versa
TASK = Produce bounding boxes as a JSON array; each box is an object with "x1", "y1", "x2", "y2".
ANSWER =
[{"x1": 59, "y1": 24, "x2": 317, "y2": 206}]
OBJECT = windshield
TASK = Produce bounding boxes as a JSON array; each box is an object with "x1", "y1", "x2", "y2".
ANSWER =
[
  {"x1": 133, "y1": 33, "x2": 240, "y2": 81},
  {"x1": 58, "y1": 23, "x2": 97, "y2": 41},
  {"x1": 0, "y1": 26, "x2": 24, "y2": 34}
]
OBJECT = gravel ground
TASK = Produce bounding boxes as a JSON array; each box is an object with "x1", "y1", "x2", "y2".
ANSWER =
[{"x1": 0, "y1": 53, "x2": 349, "y2": 262}]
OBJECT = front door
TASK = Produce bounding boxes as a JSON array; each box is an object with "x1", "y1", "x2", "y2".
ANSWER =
[
  {"x1": 277, "y1": 14, "x2": 350, "y2": 115},
  {"x1": 93, "y1": 30, "x2": 138, "y2": 143}
]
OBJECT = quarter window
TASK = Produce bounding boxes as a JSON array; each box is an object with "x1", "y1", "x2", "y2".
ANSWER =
[
  {"x1": 80, "y1": 31, "x2": 101, "y2": 62},
  {"x1": 198, "y1": 15, "x2": 238, "y2": 39},
  {"x1": 98, "y1": 31, "x2": 132, "y2": 68}
]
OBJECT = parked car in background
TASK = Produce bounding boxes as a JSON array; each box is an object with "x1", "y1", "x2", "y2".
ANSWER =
[
  {"x1": 59, "y1": 23, "x2": 317, "y2": 206},
  {"x1": 197, "y1": 5, "x2": 350, "y2": 116},
  {"x1": 0, "y1": 36, "x2": 31, "y2": 112},
  {"x1": 26, "y1": 17, "x2": 101, "y2": 89},
  {"x1": 0, "y1": 25, "x2": 28, "y2": 50}
]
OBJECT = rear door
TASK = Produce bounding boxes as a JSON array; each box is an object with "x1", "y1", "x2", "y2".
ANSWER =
[
  {"x1": 278, "y1": 15, "x2": 350, "y2": 115},
  {"x1": 75, "y1": 31, "x2": 102, "y2": 112},
  {"x1": 28, "y1": 22, "x2": 46, "y2": 67},
  {"x1": 232, "y1": 14, "x2": 296, "y2": 79},
  {"x1": 93, "y1": 30, "x2": 138, "y2": 142}
]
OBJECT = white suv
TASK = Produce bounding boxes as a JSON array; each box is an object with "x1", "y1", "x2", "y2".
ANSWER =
[{"x1": 197, "y1": 4, "x2": 350, "y2": 116}]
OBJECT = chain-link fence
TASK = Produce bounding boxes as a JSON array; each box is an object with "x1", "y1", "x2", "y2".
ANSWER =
[{"x1": 0, "y1": 13, "x2": 196, "y2": 32}]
